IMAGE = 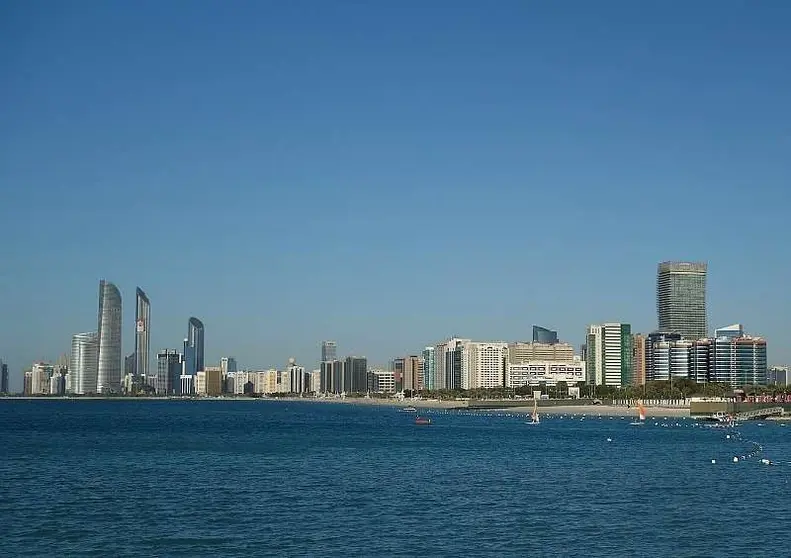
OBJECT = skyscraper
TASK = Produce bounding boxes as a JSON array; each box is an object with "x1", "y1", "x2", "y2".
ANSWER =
[
  {"x1": 532, "y1": 325, "x2": 559, "y2": 344},
  {"x1": 96, "y1": 280, "x2": 122, "y2": 394},
  {"x1": 71, "y1": 332, "x2": 99, "y2": 395},
  {"x1": 0, "y1": 360, "x2": 8, "y2": 393},
  {"x1": 134, "y1": 288, "x2": 151, "y2": 382},
  {"x1": 422, "y1": 346, "x2": 436, "y2": 390},
  {"x1": 657, "y1": 261, "x2": 708, "y2": 340},
  {"x1": 585, "y1": 323, "x2": 633, "y2": 387},
  {"x1": 156, "y1": 349, "x2": 183, "y2": 395},
  {"x1": 184, "y1": 317, "x2": 205, "y2": 375},
  {"x1": 321, "y1": 341, "x2": 337, "y2": 363}
]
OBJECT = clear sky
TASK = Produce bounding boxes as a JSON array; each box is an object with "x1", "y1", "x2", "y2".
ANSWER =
[{"x1": 1, "y1": 1, "x2": 789, "y2": 390}]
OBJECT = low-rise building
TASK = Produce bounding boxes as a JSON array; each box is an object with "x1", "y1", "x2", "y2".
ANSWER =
[{"x1": 506, "y1": 358, "x2": 586, "y2": 388}]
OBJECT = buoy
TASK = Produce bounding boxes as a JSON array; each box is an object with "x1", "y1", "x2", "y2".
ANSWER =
[
  {"x1": 733, "y1": 457, "x2": 739, "y2": 463},
  {"x1": 607, "y1": 437, "x2": 612, "y2": 442},
  {"x1": 726, "y1": 434, "x2": 730, "y2": 439},
  {"x1": 711, "y1": 459, "x2": 716, "y2": 464}
]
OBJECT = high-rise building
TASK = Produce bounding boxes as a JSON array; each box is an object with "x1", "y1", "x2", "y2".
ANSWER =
[
  {"x1": 71, "y1": 332, "x2": 99, "y2": 394},
  {"x1": 344, "y1": 356, "x2": 368, "y2": 393},
  {"x1": 156, "y1": 349, "x2": 183, "y2": 395},
  {"x1": 402, "y1": 355, "x2": 423, "y2": 392},
  {"x1": 585, "y1": 323, "x2": 633, "y2": 387},
  {"x1": 645, "y1": 332, "x2": 692, "y2": 382},
  {"x1": 434, "y1": 338, "x2": 471, "y2": 390},
  {"x1": 187, "y1": 318, "x2": 204, "y2": 374},
  {"x1": 0, "y1": 360, "x2": 8, "y2": 393},
  {"x1": 422, "y1": 347, "x2": 436, "y2": 390},
  {"x1": 532, "y1": 326, "x2": 559, "y2": 344},
  {"x1": 768, "y1": 366, "x2": 789, "y2": 386},
  {"x1": 321, "y1": 341, "x2": 337, "y2": 363},
  {"x1": 464, "y1": 342, "x2": 509, "y2": 389},
  {"x1": 657, "y1": 261, "x2": 708, "y2": 340},
  {"x1": 710, "y1": 324, "x2": 767, "y2": 387},
  {"x1": 221, "y1": 357, "x2": 237, "y2": 377},
  {"x1": 30, "y1": 362, "x2": 54, "y2": 395},
  {"x1": 320, "y1": 360, "x2": 343, "y2": 393},
  {"x1": 134, "y1": 288, "x2": 151, "y2": 383},
  {"x1": 632, "y1": 334, "x2": 647, "y2": 386},
  {"x1": 96, "y1": 280, "x2": 122, "y2": 394}
]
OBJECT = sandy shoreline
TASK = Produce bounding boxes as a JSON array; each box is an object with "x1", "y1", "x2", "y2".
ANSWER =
[
  {"x1": 1, "y1": 396, "x2": 691, "y2": 417},
  {"x1": 277, "y1": 397, "x2": 691, "y2": 417}
]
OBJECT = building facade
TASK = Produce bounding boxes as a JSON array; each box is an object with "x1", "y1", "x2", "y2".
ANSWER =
[
  {"x1": 71, "y1": 331, "x2": 99, "y2": 395},
  {"x1": 402, "y1": 355, "x2": 423, "y2": 392},
  {"x1": 532, "y1": 325, "x2": 559, "y2": 344},
  {"x1": 768, "y1": 366, "x2": 789, "y2": 386},
  {"x1": 632, "y1": 334, "x2": 646, "y2": 386},
  {"x1": 645, "y1": 332, "x2": 692, "y2": 382},
  {"x1": 134, "y1": 287, "x2": 151, "y2": 384},
  {"x1": 0, "y1": 360, "x2": 8, "y2": 393},
  {"x1": 96, "y1": 280, "x2": 122, "y2": 394},
  {"x1": 709, "y1": 324, "x2": 767, "y2": 386},
  {"x1": 321, "y1": 341, "x2": 337, "y2": 363},
  {"x1": 508, "y1": 342, "x2": 575, "y2": 364},
  {"x1": 506, "y1": 359, "x2": 586, "y2": 388},
  {"x1": 657, "y1": 261, "x2": 708, "y2": 340},
  {"x1": 156, "y1": 349, "x2": 183, "y2": 395},
  {"x1": 368, "y1": 369, "x2": 396, "y2": 393},
  {"x1": 465, "y1": 342, "x2": 509, "y2": 389},
  {"x1": 183, "y1": 317, "x2": 205, "y2": 377},
  {"x1": 585, "y1": 323, "x2": 633, "y2": 387},
  {"x1": 422, "y1": 347, "x2": 436, "y2": 390}
]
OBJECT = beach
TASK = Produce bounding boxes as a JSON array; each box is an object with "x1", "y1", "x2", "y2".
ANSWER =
[{"x1": 278, "y1": 396, "x2": 691, "y2": 417}]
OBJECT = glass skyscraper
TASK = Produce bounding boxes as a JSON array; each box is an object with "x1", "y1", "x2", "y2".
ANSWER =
[
  {"x1": 657, "y1": 261, "x2": 708, "y2": 340},
  {"x1": 72, "y1": 331, "x2": 99, "y2": 395},
  {"x1": 321, "y1": 341, "x2": 337, "y2": 363},
  {"x1": 135, "y1": 287, "x2": 151, "y2": 382},
  {"x1": 183, "y1": 317, "x2": 205, "y2": 376},
  {"x1": 532, "y1": 325, "x2": 559, "y2": 344},
  {"x1": 96, "y1": 280, "x2": 122, "y2": 394}
]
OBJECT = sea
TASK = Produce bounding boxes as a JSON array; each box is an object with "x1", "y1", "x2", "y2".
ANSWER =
[{"x1": 1, "y1": 400, "x2": 790, "y2": 557}]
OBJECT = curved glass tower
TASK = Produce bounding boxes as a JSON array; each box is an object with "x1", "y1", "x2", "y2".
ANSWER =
[
  {"x1": 532, "y1": 325, "x2": 559, "y2": 344},
  {"x1": 135, "y1": 287, "x2": 151, "y2": 381},
  {"x1": 97, "y1": 280, "x2": 123, "y2": 394},
  {"x1": 71, "y1": 332, "x2": 98, "y2": 394}
]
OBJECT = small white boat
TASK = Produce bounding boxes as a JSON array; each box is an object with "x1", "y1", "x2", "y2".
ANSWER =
[{"x1": 401, "y1": 406, "x2": 418, "y2": 413}]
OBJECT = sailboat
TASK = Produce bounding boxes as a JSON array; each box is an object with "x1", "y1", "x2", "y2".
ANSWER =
[
  {"x1": 527, "y1": 399, "x2": 540, "y2": 425},
  {"x1": 630, "y1": 402, "x2": 646, "y2": 426}
]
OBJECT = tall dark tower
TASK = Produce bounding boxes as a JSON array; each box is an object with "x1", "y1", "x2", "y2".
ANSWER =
[{"x1": 657, "y1": 261, "x2": 708, "y2": 340}]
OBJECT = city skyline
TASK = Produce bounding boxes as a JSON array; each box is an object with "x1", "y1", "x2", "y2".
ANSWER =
[
  {"x1": 0, "y1": 262, "x2": 785, "y2": 392},
  {"x1": 2, "y1": 3, "x2": 790, "y2": 390}
]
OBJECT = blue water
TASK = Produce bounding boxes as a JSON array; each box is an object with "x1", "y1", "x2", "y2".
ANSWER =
[{"x1": 2, "y1": 401, "x2": 790, "y2": 557}]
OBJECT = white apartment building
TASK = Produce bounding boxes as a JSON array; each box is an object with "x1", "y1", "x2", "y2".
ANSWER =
[
  {"x1": 507, "y1": 359, "x2": 586, "y2": 388},
  {"x1": 31, "y1": 363, "x2": 54, "y2": 395},
  {"x1": 585, "y1": 323, "x2": 632, "y2": 387},
  {"x1": 368, "y1": 369, "x2": 396, "y2": 393},
  {"x1": 309, "y1": 369, "x2": 321, "y2": 393},
  {"x1": 464, "y1": 342, "x2": 509, "y2": 389}
]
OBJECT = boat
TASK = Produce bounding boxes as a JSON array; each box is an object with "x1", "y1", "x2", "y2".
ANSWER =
[
  {"x1": 526, "y1": 399, "x2": 540, "y2": 425},
  {"x1": 401, "y1": 406, "x2": 418, "y2": 413},
  {"x1": 630, "y1": 402, "x2": 646, "y2": 426},
  {"x1": 414, "y1": 416, "x2": 431, "y2": 425}
]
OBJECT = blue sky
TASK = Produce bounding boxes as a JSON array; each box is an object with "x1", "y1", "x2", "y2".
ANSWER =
[{"x1": 1, "y1": 1, "x2": 789, "y2": 390}]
